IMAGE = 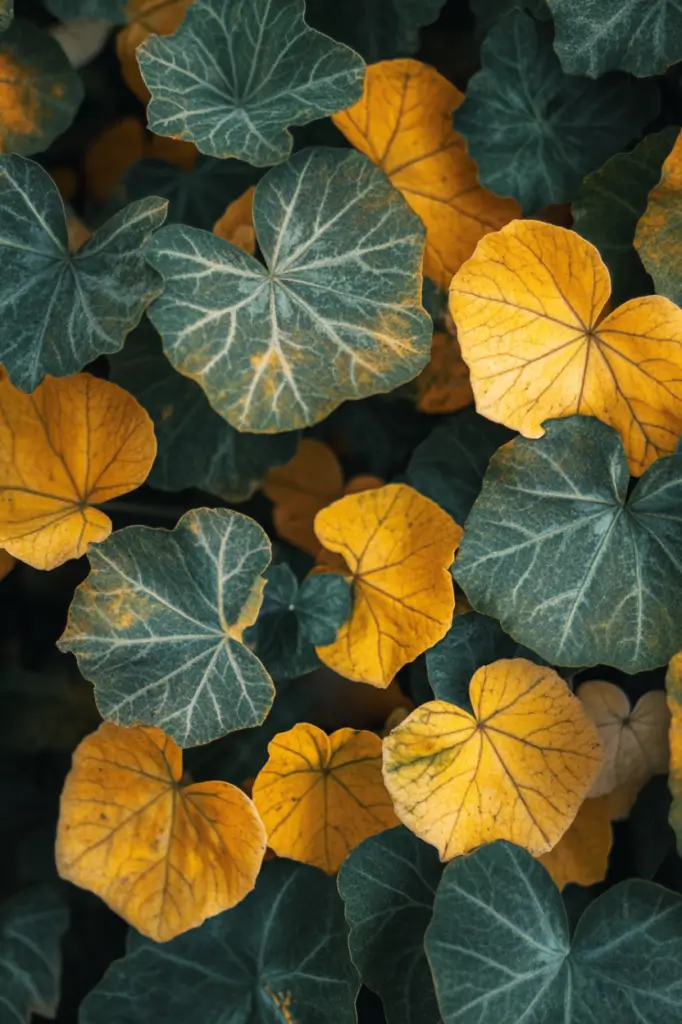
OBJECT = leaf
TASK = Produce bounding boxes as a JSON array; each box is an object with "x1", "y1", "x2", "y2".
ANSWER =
[
  {"x1": 306, "y1": 0, "x2": 446, "y2": 62},
  {"x1": 333, "y1": 58, "x2": 518, "y2": 291},
  {"x1": 549, "y1": 0, "x2": 682, "y2": 77},
  {"x1": 84, "y1": 117, "x2": 195, "y2": 204},
  {"x1": 470, "y1": 0, "x2": 550, "y2": 35},
  {"x1": 109, "y1": 324, "x2": 297, "y2": 501},
  {"x1": 0, "y1": 20, "x2": 83, "y2": 157},
  {"x1": 213, "y1": 186, "x2": 256, "y2": 255},
  {"x1": 46, "y1": 0, "x2": 126, "y2": 20},
  {"x1": 0, "y1": 372, "x2": 156, "y2": 571},
  {"x1": 455, "y1": 417, "x2": 682, "y2": 672},
  {"x1": 338, "y1": 826, "x2": 442, "y2": 1024},
  {"x1": 116, "y1": 0, "x2": 191, "y2": 102},
  {"x1": 665, "y1": 652, "x2": 682, "y2": 854},
  {"x1": 573, "y1": 127, "x2": 678, "y2": 306},
  {"x1": 450, "y1": 218, "x2": 682, "y2": 475},
  {"x1": 314, "y1": 484, "x2": 461, "y2": 687},
  {"x1": 416, "y1": 331, "x2": 473, "y2": 415},
  {"x1": 138, "y1": 0, "x2": 365, "y2": 166},
  {"x1": 454, "y1": 11, "x2": 659, "y2": 215},
  {"x1": 635, "y1": 129, "x2": 682, "y2": 308},
  {"x1": 0, "y1": 886, "x2": 69, "y2": 1023},
  {"x1": 56, "y1": 722, "x2": 266, "y2": 942},
  {"x1": 538, "y1": 795, "x2": 613, "y2": 891},
  {"x1": 79, "y1": 859, "x2": 359, "y2": 1024},
  {"x1": 297, "y1": 573, "x2": 352, "y2": 645},
  {"x1": 627, "y1": 775, "x2": 675, "y2": 879},
  {"x1": 253, "y1": 723, "x2": 398, "y2": 874},
  {"x1": 146, "y1": 147, "x2": 431, "y2": 432},
  {"x1": 0, "y1": 154, "x2": 167, "y2": 391},
  {"x1": 0, "y1": 0, "x2": 11, "y2": 32},
  {"x1": 59, "y1": 508, "x2": 275, "y2": 747}
]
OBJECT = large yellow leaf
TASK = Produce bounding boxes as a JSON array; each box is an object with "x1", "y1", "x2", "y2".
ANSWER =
[
  {"x1": 213, "y1": 185, "x2": 256, "y2": 255},
  {"x1": 252, "y1": 722, "x2": 398, "y2": 874},
  {"x1": 0, "y1": 373, "x2": 156, "y2": 570},
  {"x1": 538, "y1": 795, "x2": 613, "y2": 891},
  {"x1": 382, "y1": 658, "x2": 603, "y2": 860},
  {"x1": 450, "y1": 219, "x2": 682, "y2": 475},
  {"x1": 56, "y1": 722, "x2": 266, "y2": 942},
  {"x1": 333, "y1": 59, "x2": 519, "y2": 290},
  {"x1": 314, "y1": 484, "x2": 461, "y2": 687}
]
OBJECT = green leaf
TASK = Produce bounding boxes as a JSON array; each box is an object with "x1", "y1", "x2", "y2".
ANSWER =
[
  {"x1": 108, "y1": 323, "x2": 298, "y2": 501},
  {"x1": 246, "y1": 563, "x2": 321, "y2": 682},
  {"x1": 454, "y1": 416, "x2": 682, "y2": 673},
  {"x1": 0, "y1": 155, "x2": 166, "y2": 391},
  {"x1": 454, "y1": 10, "x2": 659, "y2": 215},
  {"x1": 627, "y1": 775, "x2": 675, "y2": 880},
  {"x1": 58, "y1": 508, "x2": 275, "y2": 748},
  {"x1": 146, "y1": 147, "x2": 430, "y2": 433},
  {"x1": 296, "y1": 573, "x2": 352, "y2": 645},
  {"x1": 549, "y1": 0, "x2": 682, "y2": 78},
  {"x1": 45, "y1": 0, "x2": 126, "y2": 21},
  {"x1": 572, "y1": 128, "x2": 678, "y2": 306},
  {"x1": 338, "y1": 826, "x2": 443, "y2": 1024},
  {"x1": 470, "y1": 0, "x2": 550, "y2": 36},
  {"x1": 426, "y1": 841, "x2": 682, "y2": 1023},
  {"x1": 0, "y1": 0, "x2": 11, "y2": 32},
  {"x1": 0, "y1": 886, "x2": 69, "y2": 1024},
  {"x1": 137, "y1": 0, "x2": 365, "y2": 166},
  {"x1": 80, "y1": 860, "x2": 360, "y2": 1024},
  {"x1": 306, "y1": 0, "x2": 446, "y2": 61}
]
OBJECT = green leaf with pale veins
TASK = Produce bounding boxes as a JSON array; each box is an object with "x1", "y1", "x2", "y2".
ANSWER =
[
  {"x1": 137, "y1": 0, "x2": 365, "y2": 166},
  {"x1": 455, "y1": 416, "x2": 682, "y2": 673},
  {"x1": 108, "y1": 323, "x2": 297, "y2": 501},
  {"x1": 306, "y1": 0, "x2": 446, "y2": 61},
  {"x1": 338, "y1": 827, "x2": 443, "y2": 1024},
  {"x1": 0, "y1": 155, "x2": 166, "y2": 391},
  {"x1": 0, "y1": 886, "x2": 69, "y2": 1024},
  {"x1": 454, "y1": 10, "x2": 659, "y2": 215},
  {"x1": 146, "y1": 147, "x2": 431, "y2": 433},
  {"x1": 426, "y1": 841, "x2": 682, "y2": 1024},
  {"x1": 80, "y1": 860, "x2": 360, "y2": 1024},
  {"x1": 58, "y1": 508, "x2": 275, "y2": 748}
]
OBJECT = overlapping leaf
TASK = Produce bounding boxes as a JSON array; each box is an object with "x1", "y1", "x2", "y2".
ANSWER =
[
  {"x1": 306, "y1": 0, "x2": 446, "y2": 62},
  {"x1": 635, "y1": 129, "x2": 682, "y2": 307},
  {"x1": 116, "y1": 0, "x2": 191, "y2": 102},
  {"x1": 213, "y1": 186, "x2": 256, "y2": 254},
  {"x1": 416, "y1": 331, "x2": 473, "y2": 414},
  {"x1": 0, "y1": 887, "x2": 69, "y2": 1023},
  {"x1": 538, "y1": 796, "x2": 614, "y2": 891}
]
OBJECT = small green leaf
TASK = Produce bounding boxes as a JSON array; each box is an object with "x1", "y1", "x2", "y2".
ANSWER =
[
  {"x1": 0, "y1": 155, "x2": 166, "y2": 391},
  {"x1": 297, "y1": 574, "x2": 352, "y2": 646},
  {"x1": 45, "y1": 0, "x2": 126, "y2": 20},
  {"x1": 246, "y1": 563, "x2": 320, "y2": 682},
  {"x1": 80, "y1": 860, "x2": 360, "y2": 1024},
  {"x1": 146, "y1": 147, "x2": 430, "y2": 433},
  {"x1": 455, "y1": 10, "x2": 659, "y2": 214},
  {"x1": 306, "y1": 0, "x2": 446, "y2": 61},
  {"x1": 0, "y1": 886, "x2": 69, "y2": 1023},
  {"x1": 455, "y1": 416, "x2": 682, "y2": 673},
  {"x1": 338, "y1": 826, "x2": 443, "y2": 1024},
  {"x1": 58, "y1": 508, "x2": 275, "y2": 748},
  {"x1": 137, "y1": 0, "x2": 366, "y2": 166}
]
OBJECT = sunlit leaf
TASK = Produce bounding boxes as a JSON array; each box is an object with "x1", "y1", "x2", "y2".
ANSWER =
[
  {"x1": 538, "y1": 796, "x2": 613, "y2": 891},
  {"x1": 116, "y1": 0, "x2": 191, "y2": 102},
  {"x1": 252, "y1": 722, "x2": 399, "y2": 873},
  {"x1": 56, "y1": 722, "x2": 265, "y2": 942},
  {"x1": 306, "y1": 0, "x2": 445, "y2": 62},
  {"x1": 213, "y1": 185, "x2": 256, "y2": 255},
  {"x1": 635, "y1": 128, "x2": 682, "y2": 308},
  {"x1": 0, "y1": 886, "x2": 69, "y2": 1023},
  {"x1": 416, "y1": 330, "x2": 473, "y2": 415}
]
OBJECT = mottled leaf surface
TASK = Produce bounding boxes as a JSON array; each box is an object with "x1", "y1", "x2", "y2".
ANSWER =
[
  {"x1": 306, "y1": 0, "x2": 446, "y2": 61},
  {"x1": 0, "y1": 887, "x2": 69, "y2": 1024}
]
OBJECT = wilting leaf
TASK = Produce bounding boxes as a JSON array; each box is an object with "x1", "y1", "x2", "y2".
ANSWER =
[
  {"x1": 636, "y1": 129, "x2": 682, "y2": 307},
  {"x1": 455, "y1": 417, "x2": 682, "y2": 672},
  {"x1": 455, "y1": 11, "x2": 659, "y2": 214},
  {"x1": 116, "y1": 0, "x2": 191, "y2": 102},
  {"x1": 306, "y1": 0, "x2": 445, "y2": 62},
  {"x1": 538, "y1": 796, "x2": 613, "y2": 891},
  {"x1": 426, "y1": 842, "x2": 682, "y2": 1023},
  {"x1": 0, "y1": 373, "x2": 155, "y2": 571},
  {"x1": 0, "y1": 154, "x2": 167, "y2": 391},
  {"x1": 253, "y1": 723, "x2": 399, "y2": 873},
  {"x1": 138, "y1": 0, "x2": 365, "y2": 165},
  {"x1": 146, "y1": 147, "x2": 431, "y2": 432},
  {"x1": 0, "y1": 886, "x2": 69, "y2": 1023},
  {"x1": 80, "y1": 860, "x2": 360, "y2": 1024},
  {"x1": 665, "y1": 652, "x2": 682, "y2": 853},
  {"x1": 383, "y1": 659, "x2": 602, "y2": 860},
  {"x1": 573, "y1": 128, "x2": 678, "y2": 306},
  {"x1": 109, "y1": 325, "x2": 297, "y2": 501},
  {"x1": 338, "y1": 826, "x2": 442, "y2": 1024},
  {"x1": 416, "y1": 331, "x2": 473, "y2": 415},
  {"x1": 59, "y1": 508, "x2": 274, "y2": 747},
  {"x1": 450, "y1": 219, "x2": 682, "y2": 475},
  {"x1": 0, "y1": 20, "x2": 83, "y2": 156},
  {"x1": 333, "y1": 58, "x2": 518, "y2": 290},
  {"x1": 56, "y1": 722, "x2": 266, "y2": 942},
  {"x1": 213, "y1": 186, "x2": 256, "y2": 254},
  {"x1": 314, "y1": 484, "x2": 461, "y2": 687}
]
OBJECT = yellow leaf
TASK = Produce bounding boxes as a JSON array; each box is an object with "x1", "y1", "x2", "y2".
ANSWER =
[
  {"x1": 0, "y1": 373, "x2": 156, "y2": 570},
  {"x1": 56, "y1": 722, "x2": 265, "y2": 941},
  {"x1": 117, "y1": 0, "x2": 193, "y2": 102},
  {"x1": 382, "y1": 658, "x2": 603, "y2": 860},
  {"x1": 314, "y1": 483, "x2": 461, "y2": 687},
  {"x1": 635, "y1": 128, "x2": 682, "y2": 303},
  {"x1": 213, "y1": 185, "x2": 256, "y2": 255},
  {"x1": 538, "y1": 795, "x2": 613, "y2": 891},
  {"x1": 333, "y1": 59, "x2": 519, "y2": 290},
  {"x1": 416, "y1": 329, "x2": 473, "y2": 414},
  {"x1": 577, "y1": 680, "x2": 669, "y2": 818},
  {"x1": 252, "y1": 722, "x2": 398, "y2": 874},
  {"x1": 666, "y1": 653, "x2": 682, "y2": 844},
  {"x1": 450, "y1": 218, "x2": 682, "y2": 475},
  {"x1": 66, "y1": 212, "x2": 92, "y2": 252}
]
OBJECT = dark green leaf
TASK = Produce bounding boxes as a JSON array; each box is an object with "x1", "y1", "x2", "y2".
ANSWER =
[
  {"x1": 296, "y1": 573, "x2": 352, "y2": 645},
  {"x1": 628, "y1": 775, "x2": 675, "y2": 880},
  {"x1": 0, "y1": 0, "x2": 11, "y2": 32},
  {"x1": 455, "y1": 415, "x2": 682, "y2": 672},
  {"x1": 0, "y1": 886, "x2": 69, "y2": 1024},
  {"x1": 45, "y1": 0, "x2": 126, "y2": 20},
  {"x1": 246, "y1": 563, "x2": 320, "y2": 682},
  {"x1": 455, "y1": 10, "x2": 659, "y2": 215},
  {"x1": 421, "y1": 278, "x2": 448, "y2": 330},
  {"x1": 137, "y1": 0, "x2": 365, "y2": 166},
  {"x1": 470, "y1": 0, "x2": 550, "y2": 36},
  {"x1": 306, "y1": 0, "x2": 446, "y2": 62},
  {"x1": 80, "y1": 860, "x2": 360, "y2": 1024}
]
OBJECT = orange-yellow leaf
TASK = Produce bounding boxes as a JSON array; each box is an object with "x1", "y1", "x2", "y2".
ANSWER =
[
  {"x1": 635, "y1": 128, "x2": 682, "y2": 306},
  {"x1": 314, "y1": 483, "x2": 461, "y2": 687},
  {"x1": 450, "y1": 219, "x2": 682, "y2": 475},
  {"x1": 213, "y1": 186, "x2": 256, "y2": 255},
  {"x1": 416, "y1": 330, "x2": 473, "y2": 414},
  {"x1": 0, "y1": 549, "x2": 14, "y2": 581},
  {"x1": 538, "y1": 795, "x2": 613, "y2": 891},
  {"x1": 252, "y1": 722, "x2": 398, "y2": 874},
  {"x1": 56, "y1": 722, "x2": 265, "y2": 941},
  {"x1": 333, "y1": 59, "x2": 519, "y2": 291},
  {"x1": 0, "y1": 373, "x2": 156, "y2": 570},
  {"x1": 666, "y1": 653, "x2": 682, "y2": 846},
  {"x1": 382, "y1": 658, "x2": 603, "y2": 860},
  {"x1": 117, "y1": 0, "x2": 193, "y2": 102}
]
